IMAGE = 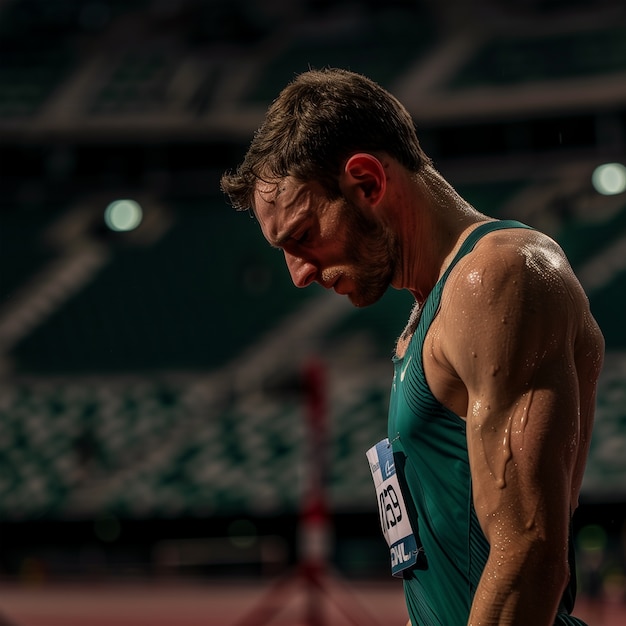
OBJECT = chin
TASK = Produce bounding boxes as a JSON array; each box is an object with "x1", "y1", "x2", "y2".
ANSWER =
[{"x1": 348, "y1": 290, "x2": 384, "y2": 308}]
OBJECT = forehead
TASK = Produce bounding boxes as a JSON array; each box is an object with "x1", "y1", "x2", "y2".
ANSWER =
[{"x1": 253, "y1": 177, "x2": 312, "y2": 245}]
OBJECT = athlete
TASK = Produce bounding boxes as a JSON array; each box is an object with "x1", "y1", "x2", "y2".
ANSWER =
[{"x1": 220, "y1": 68, "x2": 605, "y2": 625}]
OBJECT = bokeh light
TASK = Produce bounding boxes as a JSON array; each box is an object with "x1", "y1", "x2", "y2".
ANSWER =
[
  {"x1": 591, "y1": 162, "x2": 626, "y2": 195},
  {"x1": 104, "y1": 199, "x2": 143, "y2": 232}
]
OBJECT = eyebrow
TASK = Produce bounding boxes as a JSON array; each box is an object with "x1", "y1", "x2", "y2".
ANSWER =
[
  {"x1": 270, "y1": 233, "x2": 288, "y2": 249},
  {"x1": 267, "y1": 185, "x2": 309, "y2": 249},
  {"x1": 270, "y1": 220, "x2": 302, "y2": 249}
]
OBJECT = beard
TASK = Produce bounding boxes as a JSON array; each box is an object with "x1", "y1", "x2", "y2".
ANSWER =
[{"x1": 323, "y1": 196, "x2": 399, "y2": 307}]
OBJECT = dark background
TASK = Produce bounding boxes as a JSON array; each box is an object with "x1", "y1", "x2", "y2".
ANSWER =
[{"x1": 0, "y1": 0, "x2": 625, "y2": 598}]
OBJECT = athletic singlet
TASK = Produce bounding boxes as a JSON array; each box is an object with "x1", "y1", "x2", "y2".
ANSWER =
[{"x1": 387, "y1": 220, "x2": 587, "y2": 626}]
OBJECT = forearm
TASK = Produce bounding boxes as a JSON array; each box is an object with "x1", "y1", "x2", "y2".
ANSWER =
[{"x1": 468, "y1": 545, "x2": 568, "y2": 626}]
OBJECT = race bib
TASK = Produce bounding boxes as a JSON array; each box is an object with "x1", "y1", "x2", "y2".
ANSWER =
[{"x1": 366, "y1": 438, "x2": 420, "y2": 577}]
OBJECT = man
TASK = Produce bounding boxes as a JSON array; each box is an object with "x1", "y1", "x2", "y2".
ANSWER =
[{"x1": 221, "y1": 68, "x2": 604, "y2": 625}]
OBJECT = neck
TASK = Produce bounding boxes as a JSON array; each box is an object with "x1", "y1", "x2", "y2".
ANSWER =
[{"x1": 390, "y1": 165, "x2": 489, "y2": 302}]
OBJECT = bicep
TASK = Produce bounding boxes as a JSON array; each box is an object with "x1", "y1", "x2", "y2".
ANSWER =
[
  {"x1": 466, "y1": 359, "x2": 577, "y2": 545},
  {"x1": 442, "y1": 246, "x2": 580, "y2": 548}
]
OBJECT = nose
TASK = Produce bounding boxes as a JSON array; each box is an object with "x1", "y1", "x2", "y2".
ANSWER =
[{"x1": 284, "y1": 251, "x2": 317, "y2": 287}]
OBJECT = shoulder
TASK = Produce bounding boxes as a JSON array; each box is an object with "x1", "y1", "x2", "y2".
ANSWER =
[
  {"x1": 445, "y1": 225, "x2": 582, "y2": 308},
  {"x1": 436, "y1": 225, "x2": 588, "y2": 368}
]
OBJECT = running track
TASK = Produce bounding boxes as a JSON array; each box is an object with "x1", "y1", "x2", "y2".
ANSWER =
[{"x1": 0, "y1": 579, "x2": 624, "y2": 625}]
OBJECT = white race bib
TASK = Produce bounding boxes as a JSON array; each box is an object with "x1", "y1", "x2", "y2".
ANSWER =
[{"x1": 366, "y1": 438, "x2": 420, "y2": 577}]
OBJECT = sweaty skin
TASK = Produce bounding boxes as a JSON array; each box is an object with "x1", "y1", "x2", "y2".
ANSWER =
[
  {"x1": 410, "y1": 226, "x2": 604, "y2": 625},
  {"x1": 253, "y1": 157, "x2": 604, "y2": 626}
]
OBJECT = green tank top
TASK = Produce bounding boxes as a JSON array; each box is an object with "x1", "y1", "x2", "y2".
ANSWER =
[{"x1": 387, "y1": 220, "x2": 584, "y2": 625}]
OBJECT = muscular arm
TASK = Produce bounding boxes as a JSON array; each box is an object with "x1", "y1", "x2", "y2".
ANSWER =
[{"x1": 438, "y1": 232, "x2": 603, "y2": 626}]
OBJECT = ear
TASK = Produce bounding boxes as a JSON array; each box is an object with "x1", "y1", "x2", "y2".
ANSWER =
[{"x1": 339, "y1": 153, "x2": 386, "y2": 208}]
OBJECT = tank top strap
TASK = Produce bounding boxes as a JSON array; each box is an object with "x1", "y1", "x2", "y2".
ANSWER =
[
  {"x1": 440, "y1": 219, "x2": 533, "y2": 283},
  {"x1": 406, "y1": 220, "x2": 534, "y2": 365}
]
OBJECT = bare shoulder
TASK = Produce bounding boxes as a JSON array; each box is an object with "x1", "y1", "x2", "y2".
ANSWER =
[
  {"x1": 444, "y1": 226, "x2": 588, "y2": 320},
  {"x1": 465, "y1": 227, "x2": 572, "y2": 282},
  {"x1": 435, "y1": 224, "x2": 603, "y2": 380}
]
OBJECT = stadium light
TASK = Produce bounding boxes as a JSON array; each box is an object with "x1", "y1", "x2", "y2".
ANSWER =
[
  {"x1": 591, "y1": 162, "x2": 626, "y2": 196},
  {"x1": 104, "y1": 199, "x2": 143, "y2": 232}
]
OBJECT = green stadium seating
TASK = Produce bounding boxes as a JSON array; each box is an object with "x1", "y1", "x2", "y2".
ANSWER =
[
  {"x1": 448, "y1": 26, "x2": 626, "y2": 89},
  {"x1": 1, "y1": 175, "x2": 624, "y2": 520},
  {"x1": 242, "y1": 6, "x2": 435, "y2": 103}
]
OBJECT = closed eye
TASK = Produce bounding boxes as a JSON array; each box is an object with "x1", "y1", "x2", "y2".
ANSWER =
[{"x1": 295, "y1": 228, "x2": 311, "y2": 244}]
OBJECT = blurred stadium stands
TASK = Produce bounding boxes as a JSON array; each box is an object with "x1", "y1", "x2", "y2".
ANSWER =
[{"x1": 0, "y1": 0, "x2": 625, "y2": 604}]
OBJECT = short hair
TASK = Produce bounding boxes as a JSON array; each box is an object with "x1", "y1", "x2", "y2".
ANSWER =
[{"x1": 221, "y1": 67, "x2": 431, "y2": 211}]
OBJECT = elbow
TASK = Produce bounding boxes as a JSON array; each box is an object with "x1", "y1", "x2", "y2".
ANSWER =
[
  {"x1": 533, "y1": 537, "x2": 570, "y2": 585},
  {"x1": 511, "y1": 533, "x2": 571, "y2": 595},
  {"x1": 491, "y1": 527, "x2": 570, "y2": 589},
  {"x1": 529, "y1": 537, "x2": 572, "y2": 611}
]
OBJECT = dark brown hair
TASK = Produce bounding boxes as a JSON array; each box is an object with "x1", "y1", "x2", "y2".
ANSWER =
[{"x1": 220, "y1": 67, "x2": 431, "y2": 211}]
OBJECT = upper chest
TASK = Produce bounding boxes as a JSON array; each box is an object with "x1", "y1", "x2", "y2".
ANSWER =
[{"x1": 395, "y1": 312, "x2": 469, "y2": 419}]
